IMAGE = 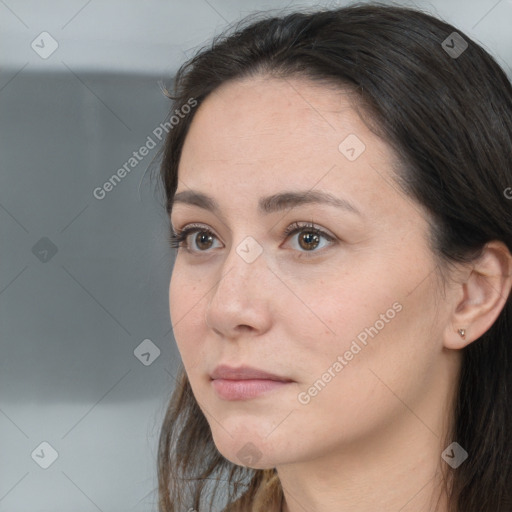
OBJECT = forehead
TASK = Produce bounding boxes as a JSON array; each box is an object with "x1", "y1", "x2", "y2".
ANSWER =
[
  {"x1": 180, "y1": 76, "x2": 392, "y2": 172},
  {"x1": 175, "y1": 75, "x2": 413, "y2": 225},
  {"x1": 182, "y1": 76, "x2": 367, "y2": 159}
]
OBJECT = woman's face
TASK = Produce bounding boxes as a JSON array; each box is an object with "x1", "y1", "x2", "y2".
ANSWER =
[{"x1": 169, "y1": 76, "x2": 457, "y2": 469}]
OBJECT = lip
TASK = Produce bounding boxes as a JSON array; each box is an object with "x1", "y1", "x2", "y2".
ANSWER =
[
  {"x1": 210, "y1": 364, "x2": 292, "y2": 382},
  {"x1": 210, "y1": 365, "x2": 294, "y2": 401}
]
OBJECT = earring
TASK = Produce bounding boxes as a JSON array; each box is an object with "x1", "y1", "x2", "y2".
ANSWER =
[{"x1": 458, "y1": 328, "x2": 466, "y2": 339}]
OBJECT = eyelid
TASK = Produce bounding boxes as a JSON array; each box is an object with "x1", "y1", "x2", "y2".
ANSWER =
[{"x1": 283, "y1": 221, "x2": 336, "y2": 241}]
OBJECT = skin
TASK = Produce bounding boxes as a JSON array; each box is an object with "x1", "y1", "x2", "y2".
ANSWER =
[{"x1": 168, "y1": 75, "x2": 512, "y2": 512}]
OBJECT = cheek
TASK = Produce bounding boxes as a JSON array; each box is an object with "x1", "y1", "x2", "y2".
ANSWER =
[
  {"x1": 289, "y1": 252, "x2": 437, "y2": 383},
  {"x1": 168, "y1": 265, "x2": 207, "y2": 356},
  {"x1": 287, "y1": 264, "x2": 396, "y2": 344},
  {"x1": 290, "y1": 284, "x2": 437, "y2": 437},
  {"x1": 289, "y1": 291, "x2": 399, "y2": 387}
]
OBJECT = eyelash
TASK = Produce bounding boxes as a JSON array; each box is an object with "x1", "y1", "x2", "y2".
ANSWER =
[{"x1": 168, "y1": 221, "x2": 335, "y2": 257}]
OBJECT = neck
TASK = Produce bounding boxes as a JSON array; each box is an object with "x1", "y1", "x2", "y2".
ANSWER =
[{"x1": 278, "y1": 389, "x2": 455, "y2": 512}]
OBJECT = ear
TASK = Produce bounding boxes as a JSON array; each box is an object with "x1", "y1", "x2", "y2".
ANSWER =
[{"x1": 444, "y1": 240, "x2": 512, "y2": 350}]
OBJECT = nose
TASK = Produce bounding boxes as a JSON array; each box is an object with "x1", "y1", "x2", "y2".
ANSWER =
[{"x1": 204, "y1": 235, "x2": 272, "y2": 339}]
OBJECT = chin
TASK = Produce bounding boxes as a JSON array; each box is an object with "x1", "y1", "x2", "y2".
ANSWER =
[{"x1": 211, "y1": 430, "x2": 290, "y2": 470}]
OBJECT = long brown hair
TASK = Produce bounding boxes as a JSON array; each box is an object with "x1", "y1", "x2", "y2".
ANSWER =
[{"x1": 153, "y1": 3, "x2": 512, "y2": 510}]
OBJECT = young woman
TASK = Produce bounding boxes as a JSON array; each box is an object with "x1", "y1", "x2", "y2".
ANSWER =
[{"x1": 154, "y1": 3, "x2": 512, "y2": 511}]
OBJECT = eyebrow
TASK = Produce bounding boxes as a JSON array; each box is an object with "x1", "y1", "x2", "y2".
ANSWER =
[{"x1": 171, "y1": 189, "x2": 363, "y2": 217}]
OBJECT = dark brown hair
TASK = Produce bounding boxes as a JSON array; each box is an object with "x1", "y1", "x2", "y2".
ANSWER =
[{"x1": 153, "y1": 2, "x2": 512, "y2": 510}]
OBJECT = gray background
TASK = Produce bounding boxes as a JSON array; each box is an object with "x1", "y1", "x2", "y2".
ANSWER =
[{"x1": 1, "y1": 0, "x2": 511, "y2": 511}]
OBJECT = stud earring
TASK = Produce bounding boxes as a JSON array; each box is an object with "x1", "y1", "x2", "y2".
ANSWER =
[{"x1": 458, "y1": 328, "x2": 466, "y2": 339}]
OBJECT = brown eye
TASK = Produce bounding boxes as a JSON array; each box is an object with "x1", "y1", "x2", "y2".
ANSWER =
[
  {"x1": 298, "y1": 231, "x2": 321, "y2": 251},
  {"x1": 283, "y1": 222, "x2": 335, "y2": 255},
  {"x1": 169, "y1": 221, "x2": 335, "y2": 257},
  {"x1": 168, "y1": 225, "x2": 221, "y2": 252},
  {"x1": 195, "y1": 231, "x2": 215, "y2": 250}
]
